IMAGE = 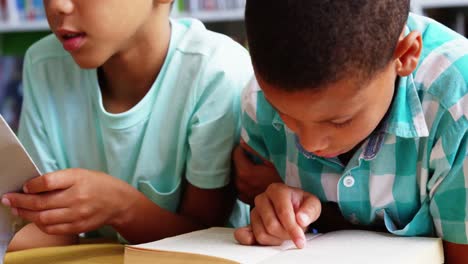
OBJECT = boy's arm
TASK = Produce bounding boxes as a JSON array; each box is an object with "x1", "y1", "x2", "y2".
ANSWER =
[
  {"x1": 233, "y1": 141, "x2": 282, "y2": 206},
  {"x1": 444, "y1": 242, "x2": 468, "y2": 264},
  {"x1": 233, "y1": 78, "x2": 284, "y2": 205},
  {"x1": 2, "y1": 168, "x2": 233, "y2": 245},
  {"x1": 8, "y1": 223, "x2": 78, "y2": 252},
  {"x1": 112, "y1": 182, "x2": 235, "y2": 244},
  {"x1": 428, "y1": 128, "x2": 468, "y2": 263}
]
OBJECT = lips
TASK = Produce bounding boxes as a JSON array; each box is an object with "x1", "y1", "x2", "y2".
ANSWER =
[{"x1": 57, "y1": 29, "x2": 87, "y2": 52}]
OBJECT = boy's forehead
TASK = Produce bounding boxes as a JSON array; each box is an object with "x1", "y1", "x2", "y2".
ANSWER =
[
  {"x1": 263, "y1": 83, "x2": 367, "y2": 120},
  {"x1": 257, "y1": 75, "x2": 375, "y2": 121},
  {"x1": 260, "y1": 77, "x2": 365, "y2": 102}
]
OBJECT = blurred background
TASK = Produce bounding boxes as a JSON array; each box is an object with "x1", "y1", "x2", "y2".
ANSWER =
[{"x1": 0, "y1": 0, "x2": 467, "y2": 131}]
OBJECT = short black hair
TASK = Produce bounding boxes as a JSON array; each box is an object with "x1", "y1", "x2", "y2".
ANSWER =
[{"x1": 245, "y1": 0, "x2": 410, "y2": 91}]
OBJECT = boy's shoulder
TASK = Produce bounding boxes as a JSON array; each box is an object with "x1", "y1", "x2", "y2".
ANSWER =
[
  {"x1": 408, "y1": 13, "x2": 468, "y2": 60},
  {"x1": 172, "y1": 18, "x2": 248, "y2": 59},
  {"x1": 409, "y1": 14, "x2": 468, "y2": 108},
  {"x1": 241, "y1": 77, "x2": 277, "y2": 126},
  {"x1": 171, "y1": 18, "x2": 252, "y2": 91},
  {"x1": 24, "y1": 34, "x2": 71, "y2": 65}
]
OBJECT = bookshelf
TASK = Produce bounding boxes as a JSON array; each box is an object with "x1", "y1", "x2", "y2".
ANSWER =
[
  {"x1": 412, "y1": 0, "x2": 468, "y2": 15},
  {"x1": 0, "y1": 0, "x2": 245, "y2": 33},
  {"x1": 412, "y1": 0, "x2": 468, "y2": 36},
  {"x1": 0, "y1": 1, "x2": 246, "y2": 55},
  {"x1": 176, "y1": 9, "x2": 244, "y2": 23},
  {"x1": 0, "y1": 11, "x2": 245, "y2": 34},
  {"x1": 0, "y1": 19, "x2": 48, "y2": 33}
]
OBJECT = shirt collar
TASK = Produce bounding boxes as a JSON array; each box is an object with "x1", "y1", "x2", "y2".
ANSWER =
[
  {"x1": 383, "y1": 74, "x2": 429, "y2": 138},
  {"x1": 272, "y1": 113, "x2": 284, "y2": 131}
]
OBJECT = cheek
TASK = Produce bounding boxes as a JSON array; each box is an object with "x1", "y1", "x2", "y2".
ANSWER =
[
  {"x1": 348, "y1": 116, "x2": 381, "y2": 142},
  {"x1": 330, "y1": 120, "x2": 375, "y2": 148}
]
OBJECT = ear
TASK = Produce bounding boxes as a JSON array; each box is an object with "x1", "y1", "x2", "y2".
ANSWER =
[{"x1": 393, "y1": 31, "x2": 422, "y2": 77}]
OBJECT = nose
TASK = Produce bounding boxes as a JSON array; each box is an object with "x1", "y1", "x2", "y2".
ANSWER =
[
  {"x1": 45, "y1": 0, "x2": 74, "y2": 15},
  {"x1": 296, "y1": 127, "x2": 329, "y2": 154}
]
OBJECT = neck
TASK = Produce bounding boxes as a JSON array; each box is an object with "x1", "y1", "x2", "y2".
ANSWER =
[
  {"x1": 338, "y1": 143, "x2": 362, "y2": 165},
  {"x1": 99, "y1": 7, "x2": 171, "y2": 113}
]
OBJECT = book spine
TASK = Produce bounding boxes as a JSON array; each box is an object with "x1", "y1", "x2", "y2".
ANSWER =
[
  {"x1": 189, "y1": 0, "x2": 198, "y2": 12},
  {"x1": 181, "y1": 0, "x2": 245, "y2": 13},
  {"x1": 0, "y1": 0, "x2": 5, "y2": 21},
  {"x1": 176, "y1": 0, "x2": 184, "y2": 14},
  {"x1": 6, "y1": 0, "x2": 20, "y2": 23}
]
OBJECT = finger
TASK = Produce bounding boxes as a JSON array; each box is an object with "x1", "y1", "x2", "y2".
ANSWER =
[
  {"x1": 295, "y1": 193, "x2": 322, "y2": 228},
  {"x1": 15, "y1": 208, "x2": 75, "y2": 226},
  {"x1": 268, "y1": 186, "x2": 306, "y2": 248},
  {"x1": 3, "y1": 191, "x2": 68, "y2": 211},
  {"x1": 251, "y1": 210, "x2": 283, "y2": 246},
  {"x1": 39, "y1": 222, "x2": 83, "y2": 236},
  {"x1": 255, "y1": 194, "x2": 290, "y2": 240},
  {"x1": 24, "y1": 170, "x2": 76, "y2": 194},
  {"x1": 234, "y1": 226, "x2": 256, "y2": 245}
]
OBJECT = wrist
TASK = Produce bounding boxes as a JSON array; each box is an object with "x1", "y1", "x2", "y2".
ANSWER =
[{"x1": 108, "y1": 182, "x2": 140, "y2": 229}]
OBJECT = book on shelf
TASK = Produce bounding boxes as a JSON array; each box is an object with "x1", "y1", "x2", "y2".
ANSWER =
[
  {"x1": 176, "y1": 0, "x2": 245, "y2": 13},
  {"x1": 1, "y1": 0, "x2": 45, "y2": 24},
  {"x1": 0, "y1": 57, "x2": 23, "y2": 131},
  {"x1": 0, "y1": 0, "x2": 6, "y2": 22},
  {"x1": 123, "y1": 227, "x2": 444, "y2": 264}
]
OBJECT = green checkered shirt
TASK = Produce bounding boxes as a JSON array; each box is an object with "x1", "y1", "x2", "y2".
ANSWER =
[{"x1": 241, "y1": 13, "x2": 468, "y2": 244}]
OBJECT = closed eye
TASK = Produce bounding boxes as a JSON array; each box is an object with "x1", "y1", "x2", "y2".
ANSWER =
[{"x1": 331, "y1": 119, "x2": 353, "y2": 128}]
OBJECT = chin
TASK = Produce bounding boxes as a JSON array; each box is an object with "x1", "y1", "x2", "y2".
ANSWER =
[{"x1": 71, "y1": 54, "x2": 106, "y2": 69}]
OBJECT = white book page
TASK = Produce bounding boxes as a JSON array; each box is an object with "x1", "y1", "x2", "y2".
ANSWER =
[
  {"x1": 0, "y1": 115, "x2": 41, "y2": 264},
  {"x1": 128, "y1": 227, "x2": 320, "y2": 264},
  {"x1": 262, "y1": 230, "x2": 444, "y2": 264},
  {"x1": 0, "y1": 115, "x2": 41, "y2": 196}
]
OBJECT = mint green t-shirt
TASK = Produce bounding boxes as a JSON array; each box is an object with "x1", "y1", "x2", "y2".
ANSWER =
[{"x1": 18, "y1": 19, "x2": 253, "y2": 235}]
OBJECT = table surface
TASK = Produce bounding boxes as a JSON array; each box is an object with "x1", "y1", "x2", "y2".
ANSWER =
[{"x1": 4, "y1": 243, "x2": 124, "y2": 264}]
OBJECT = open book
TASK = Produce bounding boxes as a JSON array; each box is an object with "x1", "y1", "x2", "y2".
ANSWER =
[
  {"x1": 0, "y1": 115, "x2": 41, "y2": 261},
  {"x1": 124, "y1": 227, "x2": 443, "y2": 264}
]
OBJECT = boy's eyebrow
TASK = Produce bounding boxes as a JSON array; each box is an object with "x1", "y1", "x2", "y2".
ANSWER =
[{"x1": 264, "y1": 97, "x2": 355, "y2": 123}]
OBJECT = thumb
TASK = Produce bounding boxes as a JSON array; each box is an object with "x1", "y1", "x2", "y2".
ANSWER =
[
  {"x1": 295, "y1": 193, "x2": 321, "y2": 228},
  {"x1": 234, "y1": 225, "x2": 256, "y2": 245}
]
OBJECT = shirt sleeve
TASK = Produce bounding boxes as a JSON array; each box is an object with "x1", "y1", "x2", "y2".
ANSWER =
[
  {"x1": 428, "y1": 121, "x2": 468, "y2": 244},
  {"x1": 185, "y1": 44, "x2": 253, "y2": 189},
  {"x1": 17, "y1": 50, "x2": 59, "y2": 175}
]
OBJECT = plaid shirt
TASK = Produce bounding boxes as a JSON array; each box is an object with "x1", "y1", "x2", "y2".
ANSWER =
[{"x1": 241, "y1": 14, "x2": 468, "y2": 244}]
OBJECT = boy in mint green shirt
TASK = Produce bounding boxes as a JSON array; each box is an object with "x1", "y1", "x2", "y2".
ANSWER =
[
  {"x1": 234, "y1": 0, "x2": 468, "y2": 262},
  {"x1": 2, "y1": 0, "x2": 252, "y2": 251}
]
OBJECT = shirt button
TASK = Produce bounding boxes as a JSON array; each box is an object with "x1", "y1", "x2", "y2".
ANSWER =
[{"x1": 343, "y1": 175, "x2": 355, "y2": 188}]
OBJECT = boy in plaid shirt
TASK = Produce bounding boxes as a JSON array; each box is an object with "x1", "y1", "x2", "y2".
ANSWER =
[{"x1": 234, "y1": 1, "x2": 468, "y2": 262}]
